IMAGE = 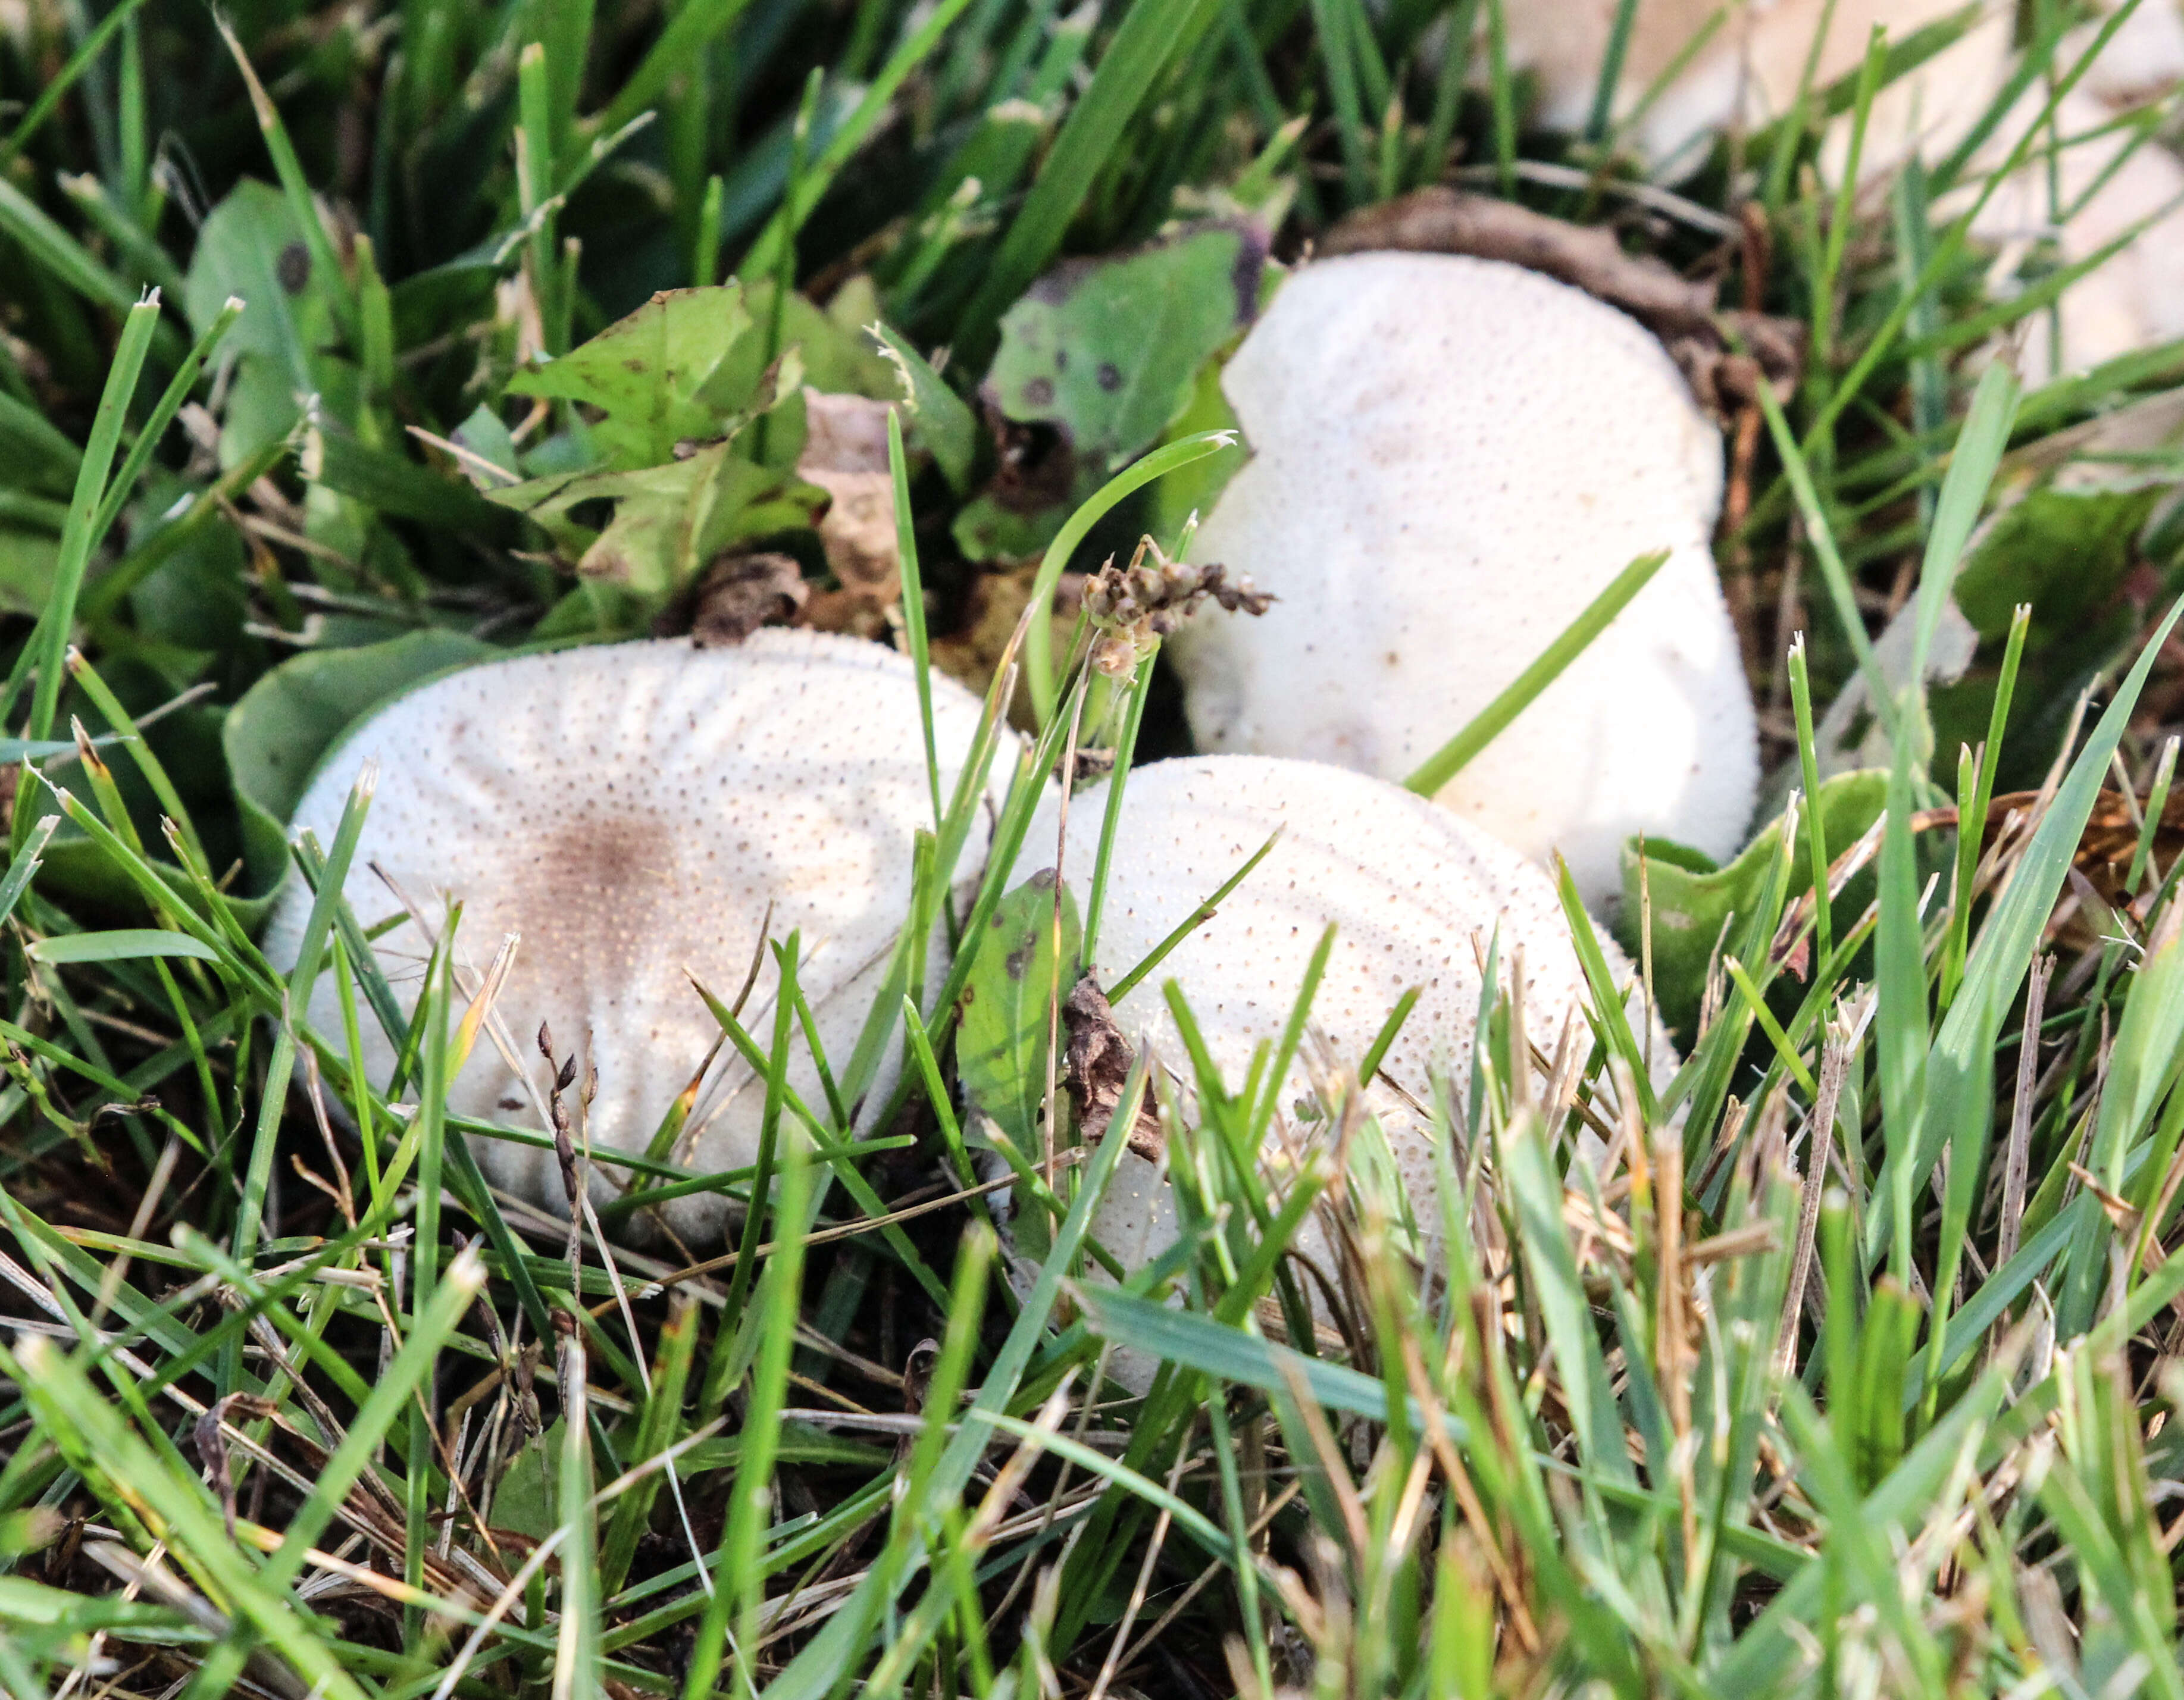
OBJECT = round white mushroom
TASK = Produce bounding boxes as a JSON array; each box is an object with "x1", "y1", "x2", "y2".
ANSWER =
[
  {"x1": 1503, "y1": 0, "x2": 2014, "y2": 172},
  {"x1": 1505, "y1": 0, "x2": 2184, "y2": 372},
  {"x1": 1016, "y1": 754, "x2": 1672, "y2": 1361},
  {"x1": 1168, "y1": 252, "x2": 1759, "y2": 912},
  {"x1": 262, "y1": 628, "x2": 1013, "y2": 1240}
]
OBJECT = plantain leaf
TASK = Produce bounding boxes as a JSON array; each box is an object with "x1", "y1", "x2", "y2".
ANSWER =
[
  {"x1": 223, "y1": 629, "x2": 497, "y2": 904},
  {"x1": 1618, "y1": 770, "x2": 1890, "y2": 1035}
]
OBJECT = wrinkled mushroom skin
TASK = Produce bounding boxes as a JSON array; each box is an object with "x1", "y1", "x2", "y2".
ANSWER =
[
  {"x1": 1170, "y1": 254, "x2": 1759, "y2": 910},
  {"x1": 1017, "y1": 756, "x2": 1673, "y2": 1339},
  {"x1": 263, "y1": 630, "x2": 1011, "y2": 1241}
]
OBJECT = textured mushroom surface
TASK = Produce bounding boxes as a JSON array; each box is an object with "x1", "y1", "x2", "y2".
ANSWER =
[
  {"x1": 1168, "y1": 252, "x2": 1758, "y2": 910},
  {"x1": 1016, "y1": 756, "x2": 1672, "y2": 1316},
  {"x1": 262, "y1": 630, "x2": 1012, "y2": 1239}
]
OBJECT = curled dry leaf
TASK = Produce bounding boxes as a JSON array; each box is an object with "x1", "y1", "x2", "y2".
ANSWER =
[
  {"x1": 798, "y1": 389, "x2": 900, "y2": 637},
  {"x1": 665, "y1": 550, "x2": 809, "y2": 646},
  {"x1": 1322, "y1": 188, "x2": 1805, "y2": 415},
  {"x1": 1061, "y1": 975, "x2": 1165, "y2": 1162}
]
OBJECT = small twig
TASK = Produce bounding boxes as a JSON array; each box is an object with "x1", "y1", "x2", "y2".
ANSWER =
[
  {"x1": 1998, "y1": 954, "x2": 2054, "y2": 1267},
  {"x1": 1776, "y1": 1020, "x2": 1852, "y2": 1375}
]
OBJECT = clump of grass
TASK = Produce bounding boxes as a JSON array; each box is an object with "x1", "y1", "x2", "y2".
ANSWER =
[{"x1": 8, "y1": 1, "x2": 2184, "y2": 1696}]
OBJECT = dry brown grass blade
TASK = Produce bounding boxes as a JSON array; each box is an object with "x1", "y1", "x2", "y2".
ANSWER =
[{"x1": 1776, "y1": 1018, "x2": 1854, "y2": 1373}]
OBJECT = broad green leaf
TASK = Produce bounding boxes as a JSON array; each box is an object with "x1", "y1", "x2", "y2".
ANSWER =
[
  {"x1": 122, "y1": 477, "x2": 254, "y2": 658},
  {"x1": 1955, "y1": 482, "x2": 2163, "y2": 643},
  {"x1": 984, "y1": 223, "x2": 1265, "y2": 478},
  {"x1": 222, "y1": 629, "x2": 497, "y2": 900},
  {"x1": 490, "y1": 1419, "x2": 564, "y2": 1542},
  {"x1": 957, "y1": 869, "x2": 1081, "y2": 1159},
  {"x1": 182, "y1": 179, "x2": 334, "y2": 386},
  {"x1": 493, "y1": 446, "x2": 825, "y2": 596},
  {"x1": 506, "y1": 284, "x2": 756, "y2": 469},
  {"x1": 869, "y1": 321, "x2": 977, "y2": 493},
  {"x1": 27, "y1": 928, "x2": 221, "y2": 965},
  {"x1": 727, "y1": 281, "x2": 900, "y2": 402},
  {"x1": 1617, "y1": 770, "x2": 1889, "y2": 1035},
  {"x1": 450, "y1": 402, "x2": 521, "y2": 487},
  {"x1": 1146, "y1": 349, "x2": 1243, "y2": 549},
  {"x1": 182, "y1": 180, "x2": 346, "y2": 462}
]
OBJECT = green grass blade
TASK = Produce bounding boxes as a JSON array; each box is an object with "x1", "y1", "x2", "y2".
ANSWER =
[
  {"x1": 956, "y1": 0, "x2": 1228, "y2": 363},
  {"x1": 21, "y1": 293, "x2": 158, "y2": 741},
  {"x1": 1403, "y1": 548, "x2": 1670, "y2": 796}
]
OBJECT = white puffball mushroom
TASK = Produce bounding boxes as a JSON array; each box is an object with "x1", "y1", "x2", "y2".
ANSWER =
[
  {"x1": 1019, "y1": 755, "x2": 1672, "y2": 1335},
  {"x1": 1504, "y1": 0, "x2": 2184, "y2": 373},
  {"x1": 1973, "y1": 88, "x2": 2184, "y2": 375},
  {"x1": 262, "y1": 629, "x2": 1012, "y2": 1241},
  {"x1": 1169, "y1": 252, "x2": 1759, "y2": 912},
  {"x1": 1503, "y1": 0, "x2": 2014, "y2": 172}
]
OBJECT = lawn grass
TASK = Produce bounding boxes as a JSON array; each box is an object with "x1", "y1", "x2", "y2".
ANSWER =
[{"x1": 7, "y1": 1, "x2": 2184, "y2": 1695}]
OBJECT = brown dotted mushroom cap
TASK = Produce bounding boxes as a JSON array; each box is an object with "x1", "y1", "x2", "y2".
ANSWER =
[
  {"x1": 1017, "y1": 754, "x2": 1673, "y2": 1291},
  {"x1": 262, "y1": 630, "x2": 1012, "y2": 1241},
  {"x1": 1169, "y1": 253, "x2": 1758, "y2": 909}
]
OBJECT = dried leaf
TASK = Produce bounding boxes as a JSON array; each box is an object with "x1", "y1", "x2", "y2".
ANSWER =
[
  {"x1": 665, "y1": 551, "x2": 809, "y2": 647},
  {"x1": 797, "y1": 390, "x2": 900, "y2": 636},
  {"x1": 1063, "y1": 975, "x2": 1165, "y2": 1162}
]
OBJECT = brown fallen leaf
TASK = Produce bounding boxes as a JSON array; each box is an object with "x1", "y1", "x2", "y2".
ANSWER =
[
  {"x1": 2000, "y1": 785, "x2": 2184, "y2": 910},
  {"x1": 1772, "y1": 784, "x2": 2182, "y2": 976},
  {"x1": 1062, "y1": 975, "x2": 1165, "y2": 1162},
  {"x1": 798, "y1": 389, "x2": 900, "y2": 638},
  {"x1": 1322, "y1": 188, "x2": 1805, "y2": 416},
  {"x1": 658, "y1": 550, "x2": 809, "y2": 647}
]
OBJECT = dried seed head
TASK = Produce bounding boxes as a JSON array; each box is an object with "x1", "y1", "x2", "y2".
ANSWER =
[{"x1": 1084, "y1": 534, "x2": 1272, "y2": 678}]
